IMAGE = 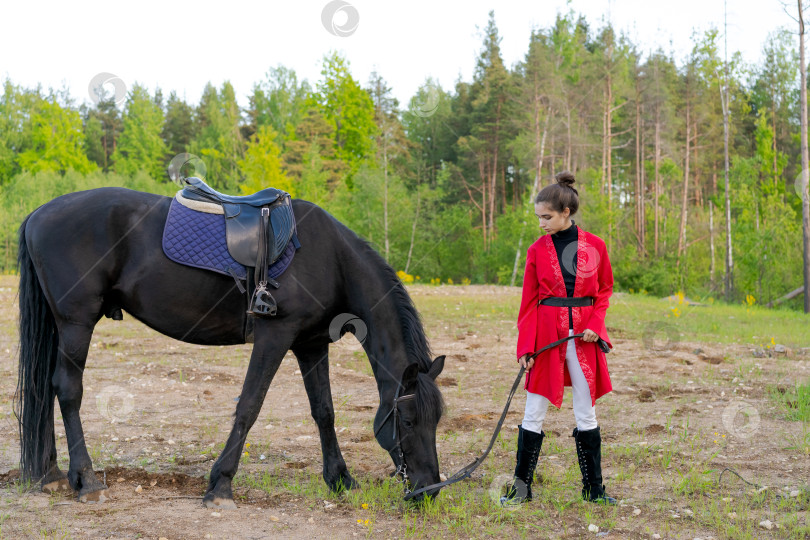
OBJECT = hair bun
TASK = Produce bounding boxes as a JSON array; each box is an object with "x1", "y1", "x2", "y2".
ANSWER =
[{"x1": 555, "y1": 171, "x2": 576, "y2": 187}]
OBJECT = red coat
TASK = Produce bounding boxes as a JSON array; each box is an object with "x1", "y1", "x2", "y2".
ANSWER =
[{"x1": 516, "y1": 226, "x2": 614, "y2": 408}]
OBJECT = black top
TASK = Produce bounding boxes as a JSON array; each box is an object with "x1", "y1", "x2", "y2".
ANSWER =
[{"x1": 550, "y1": 220, "x2": 578, "y2": 329}]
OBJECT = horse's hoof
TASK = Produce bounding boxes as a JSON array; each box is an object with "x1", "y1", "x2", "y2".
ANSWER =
[
  {"x1": 79, "y1": 489, "x2": 108, "y2": 504},
  {"x1": 204, "y1": 497, "x2": 237, "y2": 510},
  {"x1": 42, "y1": 478, "x2": 72, "y2": 494},
  {"x1": 328, "y1": 472, "x2": 359, "y2": 492}
]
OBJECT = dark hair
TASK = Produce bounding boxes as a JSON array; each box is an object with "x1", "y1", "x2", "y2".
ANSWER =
[{"x1": 534, "y1": 171, "x2": 579, "y2": 216}]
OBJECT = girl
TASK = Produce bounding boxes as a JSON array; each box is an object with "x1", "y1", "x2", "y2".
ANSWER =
[{"x1": 501, "y1": 171, "x2": 617, "y2": 506}]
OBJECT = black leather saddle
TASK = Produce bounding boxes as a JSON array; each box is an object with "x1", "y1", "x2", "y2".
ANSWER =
[
  {"x1": 180, "y1": 176, "x2": 301, "y2": 317},
  {"x1": 181, "y1": 176, "x2": 285, "y2": 207}
]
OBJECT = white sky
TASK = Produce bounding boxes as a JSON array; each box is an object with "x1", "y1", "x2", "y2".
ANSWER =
[{"x1": 0, "y1": 0, "x2": 797, "y2": 110}]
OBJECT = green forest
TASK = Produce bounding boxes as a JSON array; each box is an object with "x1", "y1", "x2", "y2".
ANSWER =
[{"x1": 0, "y1": 12, "x2": 807, "y2": 310}]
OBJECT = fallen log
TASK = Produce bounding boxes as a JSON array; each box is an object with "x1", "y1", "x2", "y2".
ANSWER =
[{"x1": 766, "y1": 286, "x2": 805, "y2": 307}]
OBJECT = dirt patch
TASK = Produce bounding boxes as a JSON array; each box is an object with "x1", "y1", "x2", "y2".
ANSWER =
[
  {"x1": 346, "y1": 404, "x2": 373, "y2": 412},
  {"x1": 104, "y1": 466, "x2": 207, "y2": 495},
  {"x1": 644, "y1": 423, "x2": 665, "y2": 434},
  {"x1": 0, "y1": 468, "x2": 20, "y2": 486},
  {"x1": 444, "y1": 412, "x2": 498, "y2": 431},
  {"x1": 673, "y1": 405, "x2": 700, "y2": 416}
]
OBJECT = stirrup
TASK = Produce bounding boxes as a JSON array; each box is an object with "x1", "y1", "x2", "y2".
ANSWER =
[{"x1": 247, "y1": 284, "x2": 277, "y2": 316}]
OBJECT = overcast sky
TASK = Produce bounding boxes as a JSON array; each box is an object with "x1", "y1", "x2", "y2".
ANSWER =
[{"x1": 0, "y1": 0, "x2": 798, "y2": 110}]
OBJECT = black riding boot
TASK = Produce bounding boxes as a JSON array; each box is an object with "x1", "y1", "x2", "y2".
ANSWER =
[
  {"x1": 500, "y1": 425, "x2": 544, "y2": 505},
  {"x1": 572, "y1": 426, "x2": 617, "y2": 504}
]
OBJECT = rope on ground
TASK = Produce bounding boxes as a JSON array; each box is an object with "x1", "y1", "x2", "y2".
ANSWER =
[{"x1": 718, "y1": 467, "x2": 763, "y2": 490}]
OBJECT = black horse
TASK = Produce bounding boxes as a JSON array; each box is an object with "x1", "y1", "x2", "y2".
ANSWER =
[{"x1": 16, "y1": 187, "x2": 445, "y2": 508}]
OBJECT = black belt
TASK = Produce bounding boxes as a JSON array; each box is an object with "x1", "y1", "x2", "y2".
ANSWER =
[{"x1": 538, "y1": 296, "x2": 594, "y2": 307}]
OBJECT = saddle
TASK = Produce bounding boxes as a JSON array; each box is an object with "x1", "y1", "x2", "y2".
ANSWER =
[{"x1": 179, "y1": 176, "x2": 300, "y2": 317}]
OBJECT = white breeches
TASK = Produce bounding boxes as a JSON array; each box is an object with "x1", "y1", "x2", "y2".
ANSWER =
[{"x1": 522, "y1": 329, "x2": 598, "y2": 433}]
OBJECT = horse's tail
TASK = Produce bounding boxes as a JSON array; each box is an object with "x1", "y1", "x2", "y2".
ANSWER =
[{"x1": 15, "y1": 213, "x2": 58, "y2": 483}]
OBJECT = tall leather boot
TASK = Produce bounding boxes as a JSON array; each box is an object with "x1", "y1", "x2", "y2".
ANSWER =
[
  {"x1": 572, "y1": 425, "x2": 617, "y2": 504},
  {"x1": 500, "y1": 425, "x2": 544, "y2": 505}
]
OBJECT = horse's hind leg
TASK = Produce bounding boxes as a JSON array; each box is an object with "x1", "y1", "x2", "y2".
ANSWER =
[
  {"x1": 293, "y1": 342, "x2": 358, "y2": 492},
  {"x1": 204, "y1": 325, "x2": 295, "y2": 509},
  {"x1": 53, "y1": 323, "x2": 108, "y2": 502},
  {"x1": 40, "y1": 409, "x2": 71, "y2": 493}
]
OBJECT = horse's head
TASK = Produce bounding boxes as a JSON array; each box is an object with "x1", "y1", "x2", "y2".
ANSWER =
[{"x1": 374, "y1": 355, "x2": 445, "y2": 502}]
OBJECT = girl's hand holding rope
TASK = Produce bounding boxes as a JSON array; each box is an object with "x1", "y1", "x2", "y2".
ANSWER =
[{"x1": 519, "y1": 329, "x2": 599, "y2": 370}]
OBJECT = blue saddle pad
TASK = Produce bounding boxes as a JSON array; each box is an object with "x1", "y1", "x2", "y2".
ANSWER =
[{"x1": 162, "y1": 197, "x2": 297, "y2": 281}]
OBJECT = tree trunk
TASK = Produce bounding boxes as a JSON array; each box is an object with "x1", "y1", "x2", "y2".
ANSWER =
[
  {"x1": 565, "y1": 105, "x2": 572, "y2": 171},
  {"x1": 799, "y1": 0, "x2": 810, "y2": 313},
  {"x1": 723, "y1": 4, "x2": 734, "y2": 302},
  {"x1": 481, "y1": 160, "x2": 488, "y2": 251},
  {"x1": 510, "y1": 234, "x2": 524, "y2": 287},
  {"x1": 772, "y1": 105, "x2": 777, "y2": 186},
  {"x1": 405, "y1": 184, "x2": 420, "y2": 273},
  {"x1": 533, "y1": 107, "x2": 550, "y2": 196},
  {"x1": 640, "y1": 123, "x2": 647, "y2": 257},
  {"x1": 693, "y1": 122, "x2": 702, "y2": 208},
  {"x1": 709, "y1": 199, "x2": 715, "y2": 287},
  {"x1": 383, "y1": 136, "x2": 389, "y2": 261},
  {"x1": 488, "y1": 100, "x2": 502, "y2": 243},
  {"x1": 655, "y1": 105, "x2": 661, "y2": 257},
  {"x1": 635, "y1": 77, "x2": 642, "y2": 254},
  {"x1": 500, "y1": 166, "x2": 507, "y2": 214},
  {"x1": 677, "y1": 103, "x2": 691, "y2": 268},
  {"x1": 605, "y1": 68, "x2": 614, "y2": 252},
  {"x1": 601, "y1": 87, "x2": 608, "y2": 197},
  {"x1": 755, "y1": 196, "x2": 762, "y2": 301}
]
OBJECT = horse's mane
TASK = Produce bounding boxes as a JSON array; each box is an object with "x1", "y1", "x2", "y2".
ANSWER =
[{"x1": 353, "y1": 236, "x2": 445, "y2": 425}]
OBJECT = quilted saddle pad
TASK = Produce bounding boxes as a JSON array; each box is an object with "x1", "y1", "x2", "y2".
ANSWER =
[{"x1": 162, "y1": 197, "x2": 296, "y2": 281}]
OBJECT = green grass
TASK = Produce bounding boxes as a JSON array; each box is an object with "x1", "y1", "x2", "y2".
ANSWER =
[
  {"x1": 409, "y1": 285, "x2": 810, "y2": 350},
  {"x1": 769, "y1": 380, "x2": 810, "y2": 423},
  {"x1": 588, "y1": 291, "x2": 808, "y2": 349}
]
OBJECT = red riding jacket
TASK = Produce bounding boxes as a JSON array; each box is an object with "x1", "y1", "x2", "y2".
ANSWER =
[{"x1": 516, "y1": 226, "x2": 614, "y2": 408}]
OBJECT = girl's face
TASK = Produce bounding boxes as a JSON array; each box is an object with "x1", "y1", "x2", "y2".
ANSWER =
[{"x1": 535, "y1": 202, "x2": 571, "y2": 235}]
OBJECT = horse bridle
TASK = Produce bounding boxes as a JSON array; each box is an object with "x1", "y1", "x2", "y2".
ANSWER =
[{"x1": 373, "y1": 381, "x2": 416, "y2": 495}]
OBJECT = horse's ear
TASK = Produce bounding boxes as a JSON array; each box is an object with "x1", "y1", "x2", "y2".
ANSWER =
[
  {"x1": 401, "y1": 362, "x2": 420, "y2": 389},
  {"x1": 428, "y1": 355, "x2": 445, "y2": 380}
]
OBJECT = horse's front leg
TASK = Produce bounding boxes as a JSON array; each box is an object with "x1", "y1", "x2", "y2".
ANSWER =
[
  {"x1": 293, "y1": 342, "x2": 358, "y2": 492},
  {"x1": 203, "y1": 326, "x2": 294, "y2": 509}
]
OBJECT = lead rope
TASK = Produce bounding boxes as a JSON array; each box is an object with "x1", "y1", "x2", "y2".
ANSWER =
[{"x1": 404, "y1": 333, "x2": 592, "y2": 500}]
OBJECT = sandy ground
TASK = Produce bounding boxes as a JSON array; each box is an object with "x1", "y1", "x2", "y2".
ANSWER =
[{"x1": 0, "y1": 277, "x2": 808, "y2": 539}]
